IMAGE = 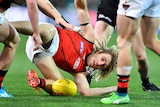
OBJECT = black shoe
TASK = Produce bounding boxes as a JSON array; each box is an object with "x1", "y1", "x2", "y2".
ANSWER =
[{"x1": 142, "y1": 82, "x2": 160, "y2": 92}]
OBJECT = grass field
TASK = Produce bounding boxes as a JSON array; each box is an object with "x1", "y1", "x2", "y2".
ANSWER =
[{"x1": 0, "y1": 32, "x2": 160, "y2": 107}]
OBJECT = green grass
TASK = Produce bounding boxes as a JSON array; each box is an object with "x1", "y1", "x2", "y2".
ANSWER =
[{"x1": 1, "y1": 32, "x2": 160, "y2": 107}]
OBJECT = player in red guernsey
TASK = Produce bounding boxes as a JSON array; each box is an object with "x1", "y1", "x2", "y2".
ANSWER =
[
  {"x1": 13, "y1": 0, "x2": 118, "y2": 96},
  {"x1": 22, "y1": 22, "x2": 117, "y2": 96},
  {"x1": 53, "y1": 27, "x2": 93, "y2": 73}
]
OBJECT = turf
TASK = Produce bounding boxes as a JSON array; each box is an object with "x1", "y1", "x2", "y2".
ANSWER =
[{"x1": 0, "y1": 32, "x2": 160, "y2": 107}]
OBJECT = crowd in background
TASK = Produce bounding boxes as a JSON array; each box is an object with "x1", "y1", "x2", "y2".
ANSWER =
[{"x1": 5, "y1": 0, "x2": 160, "y2": 34}]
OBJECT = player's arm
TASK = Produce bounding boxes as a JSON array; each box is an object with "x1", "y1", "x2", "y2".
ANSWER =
[
  {"x1": 26, "y1": 0, "x2": 42, "y2": 51},
  {"x1": 74, "y1": 0, "x2": 95, "y2": 43},
  {"x1": 36, "y1": 0, "x2": 73, "y2": 29}
]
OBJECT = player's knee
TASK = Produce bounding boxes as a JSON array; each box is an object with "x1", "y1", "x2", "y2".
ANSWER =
[
  {"x1": 39, "y1": 23, "x2": 56, "y2": 43},
  {"x1": 117, "y1": 38, "x2": 132, "y2": 49},
  {"x1": 135, "y1": 51, "x2": 146, "y2": 61},
  {"x1": 6, "y1": 28, "x2": 21, "y2": 48},
  {"x1": 10, "y1": 35, "x2": 21, "y2": 49}
]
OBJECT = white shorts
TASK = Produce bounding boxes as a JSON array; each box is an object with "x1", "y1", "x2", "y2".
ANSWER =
[
  {"x1": 117, "y1": 0, "x2": 160, "y2": 18},
  {"x1": 25, "y1": 27, "x2": 59, "y2": 62}
]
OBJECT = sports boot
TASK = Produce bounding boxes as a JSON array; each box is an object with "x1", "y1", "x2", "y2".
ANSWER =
[
  {"x1": 100, "y1": 92, "x2": 130, "y2": 104},
  {"x1": 27, "y1": 69, "x2": 40, "y2": 92},
  {"x1": 142, "y1": 82, "x2": 160, "y2": 92},
  {"x1": 0, "y1": 87, "x2": 13, "y2": 98}
]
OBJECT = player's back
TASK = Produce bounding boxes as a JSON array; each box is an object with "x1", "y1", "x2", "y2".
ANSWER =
[{"x1": 53, "y1": 27, "x2": 93, "y2": 73}]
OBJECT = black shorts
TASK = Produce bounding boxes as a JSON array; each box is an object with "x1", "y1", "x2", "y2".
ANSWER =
[{"x1": 96, "y1": 0, "x2": 119, "y2": 28}]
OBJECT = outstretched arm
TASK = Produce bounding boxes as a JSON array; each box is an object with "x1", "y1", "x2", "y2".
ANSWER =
[
  {"x1": 26, "y1": 0, "x2": 42, "y2": 51},
  {"x1": 36, "y1": 0, "x2": 73, "y2": 29},
  {"x1": 74, "y1": 0, "x2": 95, "y2": 43}
]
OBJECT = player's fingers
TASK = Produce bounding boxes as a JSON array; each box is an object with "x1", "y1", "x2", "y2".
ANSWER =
[
  {"x1": 33, "y1": 44, "x2": 40, "y2": 51},
  {"x1": 33, "y1": 42, "x2": 41, "y2": 50}
]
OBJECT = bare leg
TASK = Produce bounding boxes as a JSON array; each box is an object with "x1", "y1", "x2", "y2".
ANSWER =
[
  {"x1": 27, "y1": 23, "x2": 64, "y2": 95},
  {"x1": 94, "y1": 21, "x2": 114, "y2": 44},
  {"x1": 132, "y1": 28, "x2": 149, "y2": 79},
  {"x1": 0, "y1": 19, "x2": 20, "y2": 97},
  {"x1": 0, "y1": 21, "x2": 20, "y2": 70},
  {"x1": 116, "y1": 15, "x2": 140, "y2": 96},
  {"x1": 36, "y1": 56, "x2": 64, "y2": 80},
  {"x1": 141, "y1": 17, "x2": 160, "y2": 55}
]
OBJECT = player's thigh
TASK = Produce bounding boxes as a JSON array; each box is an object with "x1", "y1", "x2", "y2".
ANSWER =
[
  {"x1": 94, "y1": 21, "x2": 109, "y2": 35},
  {"x1": 117, "y1": 15, "x2": 140, "y2": 41},
  {"x1": 141, "y1": 17, "x2": 160, "y2": 44},
  {"x1": 36, "y1": 56, "x2": 64, "y2": 80},
  {"x1": 0, "y1": 19, "x2": 11, "y2": 41},
  {"x1": 94, "y1": 21, "x2": 114, "y2": 42}
]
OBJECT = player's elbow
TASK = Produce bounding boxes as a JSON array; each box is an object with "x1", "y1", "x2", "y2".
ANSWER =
[{"x1": 78, "y1": 89, "x2": 91, "y2": 96}]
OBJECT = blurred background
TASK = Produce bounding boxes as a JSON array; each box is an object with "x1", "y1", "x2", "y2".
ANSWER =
[
  {"x1": 5, "y1": 0, "x2": 99, "y2": 27},
  {"x1": 5, "y1": 0, "x2": 160, "y2": 34}
]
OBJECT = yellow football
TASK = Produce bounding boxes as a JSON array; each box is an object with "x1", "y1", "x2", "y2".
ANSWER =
[{"x1": 52, "y1": 79, "x2": 77, "y2": 96}]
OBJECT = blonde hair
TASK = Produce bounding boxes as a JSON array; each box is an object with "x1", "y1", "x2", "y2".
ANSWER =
[{"x1": 88, "y1": 39, "x2": 118, "y2": 80}]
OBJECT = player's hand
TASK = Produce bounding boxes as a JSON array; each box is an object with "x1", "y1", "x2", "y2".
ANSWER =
[
  {"x1": 32, "y1": 33, "x2": 42, "y2": 51},
  {"x1": 55, "y1": 17, "x2": 74, "y2": 29}
]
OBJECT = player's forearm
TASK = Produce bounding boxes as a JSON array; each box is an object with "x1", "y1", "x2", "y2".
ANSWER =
[
  {"x1": 37, "y1": 0, "x2": 73, "y2": 29},
  {"x1": 26, "y1": 0, "x2": 39, "y2": 35},
  {"x1": 74, "y1": 0, "x2": 95, "y2": 43},
  {"x1": 37, "y1": 0, "x2": 61, "y2": 20},
  {"x1": 74, "y1": 0, "x2": 90, "y2": 24}
]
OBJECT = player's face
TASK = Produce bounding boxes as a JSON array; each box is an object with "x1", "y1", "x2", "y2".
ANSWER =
[{"x1": 87, "y1": 51, "x2": 112, "y2": 70}]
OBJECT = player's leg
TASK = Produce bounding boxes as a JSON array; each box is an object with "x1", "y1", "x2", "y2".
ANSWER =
[
  {"x1": 141, "y1": 0, "x2": 160, "y2": 55},
  {"x1": 27, "y1": 56, "x2": 64, "y2": 95},
  {"x1": 101, "y1": 14, "x2": 139, "y2": 104},
  {"x1": 116, "y1": 14, "x2": 138, "y2": 103},
  {"x1": 141, "y1": 17, "x2": 160, "y2": 55},
  {"x1": 140, "y1": 3, "x2": 160, "y2": 90},
  {"x1": 0, "y1": 20, "x2": 20, "y2": 98},
  {"x1": 26, "y1": 23, "x2": 64, "y2": 95},
  {"x1": 35, "y1": 23, "x2": 64, "y2": 79},
  {"x1": 36, "y1": 56, "x2": 63, "y2": 80},
  {"x1": 132, "y1": 28, "x2": 160, "y2": 91},
  {"x1": 94, "y1": 21, "x2": 114, "y2": 44}
]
